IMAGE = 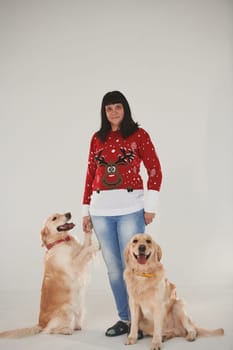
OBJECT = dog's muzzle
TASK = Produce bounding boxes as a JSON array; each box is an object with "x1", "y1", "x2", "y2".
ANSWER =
[
  {"x1": 133, "y1": 246, "x2": 151, "y2": 264},
  {"x1": 57, "y1": 222, "x2": 75, "y2": 232}
]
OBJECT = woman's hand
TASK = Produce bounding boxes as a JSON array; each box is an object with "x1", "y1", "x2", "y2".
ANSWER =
[
  {"x1": 82, "y1": 215, "x2": 93, "y2": 233},
  {"x1": 144, "y1": 212, "x2": 156, "y2": 225}
]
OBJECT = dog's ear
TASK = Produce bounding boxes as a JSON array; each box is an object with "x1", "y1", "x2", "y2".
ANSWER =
[
  {"x1": 41, "y1": 227, "x2": 49, "y2": 247},
  {"x1": 156, "y1": 243, "x2": 162, "y2": 262},
  {"x1": 124, "y1": 242, "x2": 131, "y2": 265}
]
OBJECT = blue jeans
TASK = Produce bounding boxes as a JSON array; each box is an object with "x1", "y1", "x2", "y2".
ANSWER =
[{"x1": 91, "y1": 209, "x2": 145, "y2": 321}]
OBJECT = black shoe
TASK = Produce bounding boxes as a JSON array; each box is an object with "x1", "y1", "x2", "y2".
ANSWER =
[
  {"x1": 137, "y1": 329, "x2": 144, "y2": 340},
  {"x1": 105, "y1": 321, "x2": 129, "y2": 337}
]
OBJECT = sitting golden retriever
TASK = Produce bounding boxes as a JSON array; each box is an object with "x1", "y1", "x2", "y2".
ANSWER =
[
  {"x1": 124, "y1": 233, "x2": 224, "y2": 350},
  {"x1": 0, "y1": 212, "x2": 99, "y2": 338}
]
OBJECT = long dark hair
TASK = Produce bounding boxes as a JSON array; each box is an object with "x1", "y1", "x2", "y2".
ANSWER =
[{"x1": 96, "y1": 91, "x2": 139, "y2": 142}]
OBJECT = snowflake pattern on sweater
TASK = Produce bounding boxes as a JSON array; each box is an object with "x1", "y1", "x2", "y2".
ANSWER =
[{"x1": 82, "y1": 128, "x2": 162, "y2": 205}]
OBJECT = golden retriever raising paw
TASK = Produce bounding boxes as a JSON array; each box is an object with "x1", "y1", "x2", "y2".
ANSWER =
[
  {"x1": 0, "y1": 212, "x2": 99, "y2": 338},
  {"x1": 124, "y1": 233, "x2": 224, "y2": 349}
]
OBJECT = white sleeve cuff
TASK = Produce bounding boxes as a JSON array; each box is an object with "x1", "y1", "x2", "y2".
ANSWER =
[
  {"x1": 144, "y1": 190, "x2": 160, "y2": 213},
  {"x1": 82, "y1": 204, "x2": 90, "y2": 217}
]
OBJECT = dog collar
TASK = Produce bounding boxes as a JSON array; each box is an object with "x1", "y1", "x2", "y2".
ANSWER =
[
  {"x1": 46, "y1": 236, "x2": 71, "y2": 250},
  {"x1": 137, "y1": 272, "x2": 156, "y2": 278}
]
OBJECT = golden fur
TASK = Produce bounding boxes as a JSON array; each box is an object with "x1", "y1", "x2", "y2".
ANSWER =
[
  {"x1": 124, "y1": 233, "x2": 224, "y2": 350},
  {"x1": 0, "y1": 212, "x2": 99, "y2": 338}
]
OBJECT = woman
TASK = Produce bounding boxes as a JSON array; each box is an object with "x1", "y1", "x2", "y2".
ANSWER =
[{"x1": 82, "y1": 90, "x2": 162, "y2": 337}]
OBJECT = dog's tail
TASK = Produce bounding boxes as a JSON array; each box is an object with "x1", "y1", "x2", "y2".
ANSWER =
[
  {"x1": 0, "y1": 325, "x2": 42, "y2": 338},
  {"x1": 197, "y1": 327, "x2": 224, "y2": 337}
]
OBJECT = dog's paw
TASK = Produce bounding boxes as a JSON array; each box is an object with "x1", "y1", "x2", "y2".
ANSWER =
[
  {"x1": 151, "y1": 336, "x2": 162, "y2": 350},
  {"x1": 151, "y1": 341, "x2": 162, "y2": 350},
  {"x1": 61, "y1": 327, "x2": 73, "y2": 335},
  {"x1": 51, "y1": 327, "x2": 73, "y2": 335},
  {"x1": 186, "y1": 330, "x2": 197, "y2": 341},
  {"x1": 162, "y1": 331, "x2": 175, "y2": 342},
  {"x1": 125, "y1": 336, "x2": 137, "y2": 345}
]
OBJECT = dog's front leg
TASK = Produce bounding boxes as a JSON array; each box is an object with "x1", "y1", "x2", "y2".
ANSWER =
[
  {"x1": 125, "y1": 299, "x2": 139, "y2": 345},
  {"x1": 151, "y1": 306, "x2": 163, "y2": 350},
  {"x1": 83, "y1": 232, "x2": 92, "y2": 247},
  {"x1": 73, "y1": 243, "x2": 99, "y2": 268}
]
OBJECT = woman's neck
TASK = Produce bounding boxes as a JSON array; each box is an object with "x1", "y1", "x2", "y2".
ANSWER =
[{"x1": 111, "y1": 126, "x2": 120, "y2": 131}]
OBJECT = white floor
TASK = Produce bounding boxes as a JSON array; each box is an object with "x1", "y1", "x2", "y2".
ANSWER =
[{"x1": 0, "y1": 286, "x2": 232, "y2": 350}]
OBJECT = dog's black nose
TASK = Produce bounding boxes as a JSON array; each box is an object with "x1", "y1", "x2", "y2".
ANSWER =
[
  {"x1": 65, "y1": 212, "x2": 71, "y2": 220},
  {"x1": 139, "y1": 245, "x2": 146, "y2": 253}
]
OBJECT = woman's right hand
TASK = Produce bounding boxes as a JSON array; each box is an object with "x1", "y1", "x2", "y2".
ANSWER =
[{"x1": 82, "y1": 215, "x2": 93, "y2": 233}]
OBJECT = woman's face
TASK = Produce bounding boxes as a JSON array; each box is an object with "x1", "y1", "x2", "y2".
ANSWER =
[{"x1": 105, "y1": 103, "x2": 124, "y2": 131}]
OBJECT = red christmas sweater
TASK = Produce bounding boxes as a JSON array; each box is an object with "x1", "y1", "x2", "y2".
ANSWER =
[{"x1": 82, "y1": 128, "x2": 162, "y2": 205}]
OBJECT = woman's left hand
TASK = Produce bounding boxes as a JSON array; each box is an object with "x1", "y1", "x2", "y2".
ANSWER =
[{"x1": 144, "y1": 212, "x2": 156, "y2": 225}]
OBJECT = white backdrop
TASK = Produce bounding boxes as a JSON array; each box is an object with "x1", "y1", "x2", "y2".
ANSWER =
[{"x1": 0, "y1": 0, "x2": 232, "y2": 294}]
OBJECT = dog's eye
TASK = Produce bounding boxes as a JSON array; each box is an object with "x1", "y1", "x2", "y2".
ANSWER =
[
  {"x1": 133, "y1": 239, "x2": 138, "y2": 243},
  {"x1": 146, "y1": 239, "x2": 152, "y2": 244},
  {"x1": 52, "y1": 217, "x2": 57, "y2": 221}
]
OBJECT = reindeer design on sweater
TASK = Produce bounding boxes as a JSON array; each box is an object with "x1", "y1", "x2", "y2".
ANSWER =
[{"x1": 95, "y1": 147, "x2": 134, "y2": 188}]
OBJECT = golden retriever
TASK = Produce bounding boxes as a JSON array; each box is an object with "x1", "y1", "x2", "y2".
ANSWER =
[
  {"x1": 124, "y1": 233, "x2": 224, "y2": 350},
  {"x1": 0, "y1": 212, "x2": 99, "y2": 338}
]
